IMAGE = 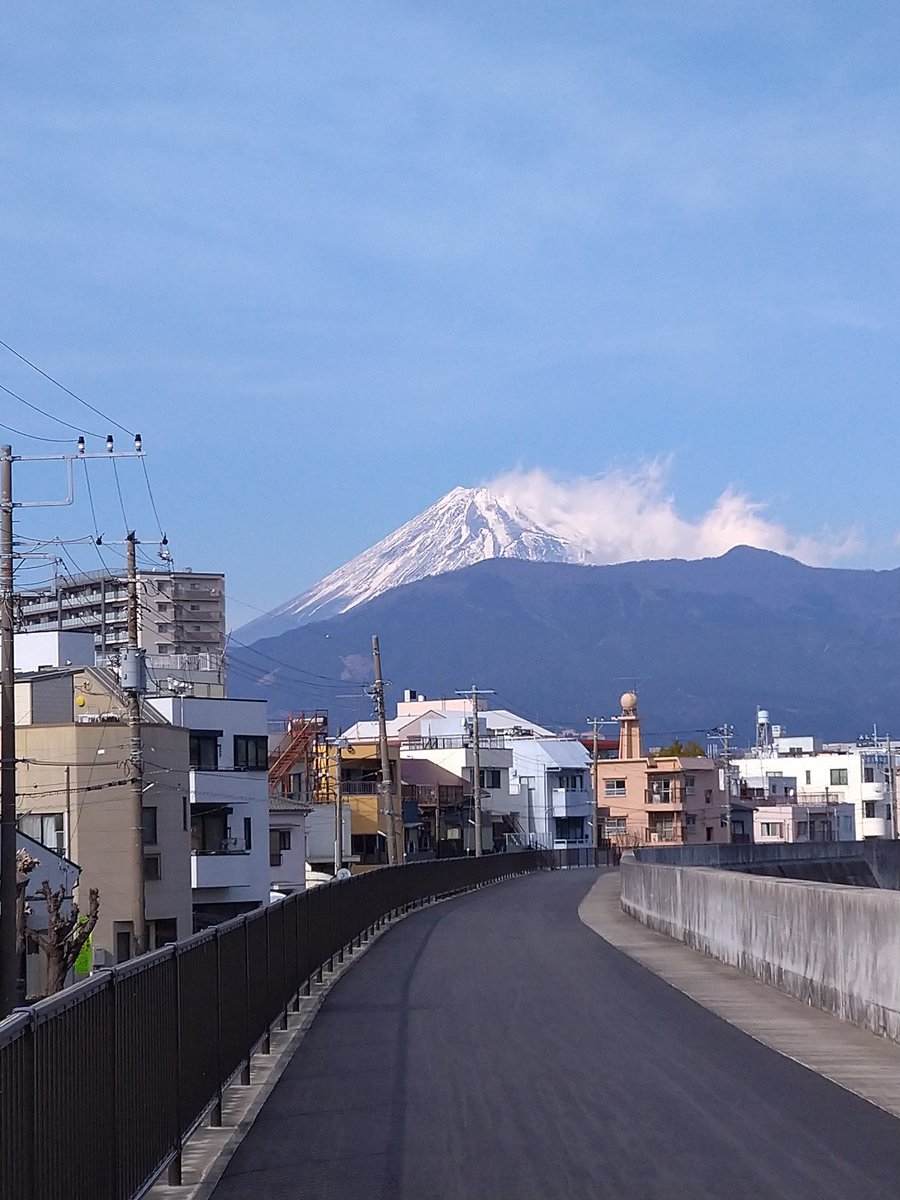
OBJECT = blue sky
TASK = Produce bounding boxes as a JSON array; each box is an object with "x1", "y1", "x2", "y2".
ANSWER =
[{"x1": 3, "y1": 2, "x2": 900, "y2": 624}]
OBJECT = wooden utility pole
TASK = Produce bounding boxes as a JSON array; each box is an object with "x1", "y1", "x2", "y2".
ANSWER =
[
  {"x1": 372, "y1": 636, "x2": 399, "y2": 865},
  {"x1": 0, "y1": 445, "x2": 18, "y2": 1014},
  {"x1": 124, "y1": 532, "x2": 147, "y2": 954}
]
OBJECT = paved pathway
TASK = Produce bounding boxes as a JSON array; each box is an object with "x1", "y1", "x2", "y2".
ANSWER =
[{"x1": 210, "y1": 869, "x2": 900, "y2": 1199}]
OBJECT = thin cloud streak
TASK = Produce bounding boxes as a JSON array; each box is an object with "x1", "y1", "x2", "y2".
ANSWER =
[{"x1": 489, "y1": 463, "x2": 863, "y2": 566}]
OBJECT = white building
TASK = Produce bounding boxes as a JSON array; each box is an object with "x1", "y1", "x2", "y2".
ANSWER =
[
  {"x1": 507, "y1": 737, "x2": 593, "y2": 849},
  {"x1": 732, "y1": 800, "x2": 856, "y2": 844},
  {"x1": 733, "y1": 740, "x2": 898, "y2": 841},
  {"x1": 148, "y1": 695, "x2": 272, "y2": 927}
]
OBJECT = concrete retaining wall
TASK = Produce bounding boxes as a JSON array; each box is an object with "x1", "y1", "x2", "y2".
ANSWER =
[
  {"x1": 620, "y1": 856, "x2": 900, "y2": 1042},
  {"x1": 634, "y1": 839, "x2": 900, "y2": 889}
]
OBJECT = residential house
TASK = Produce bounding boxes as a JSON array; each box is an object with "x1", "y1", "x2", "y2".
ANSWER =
[{"x1": 147, "y1": 696, "x2": 272, "y2": 928}]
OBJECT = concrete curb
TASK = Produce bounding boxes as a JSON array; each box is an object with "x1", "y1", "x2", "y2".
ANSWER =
[
  {"x1": 579, "y1": 871, "x2": 900, "y2": 1120},
  {"x1": 147, "y1": 870, "x2": 534, "y2": 1200}
]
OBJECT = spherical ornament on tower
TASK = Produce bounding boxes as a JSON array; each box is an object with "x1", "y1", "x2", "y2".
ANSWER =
[{"x1": 620, "y1": 691, "x2": 638, "y2": 714}]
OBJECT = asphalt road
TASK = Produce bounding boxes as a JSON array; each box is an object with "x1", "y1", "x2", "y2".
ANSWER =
[{"x1": 210, "y1": 869, "x2": 900, "y2": 1200}]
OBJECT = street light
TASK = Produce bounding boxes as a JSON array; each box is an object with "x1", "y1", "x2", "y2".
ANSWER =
[{"x1": 329, "y1": 737, "x2": 349, "y2": 875}]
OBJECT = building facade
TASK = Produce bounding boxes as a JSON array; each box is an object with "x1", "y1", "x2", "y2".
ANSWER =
[
  {"x1": 595, "y1": 693, "x2": 729, "y2": 846},
  {"x1": 18, "y1": 566, "x2": 226, "y2": 656},
  {"x1": 148, "y1": 696, "x2": 272, "y2": 927}
]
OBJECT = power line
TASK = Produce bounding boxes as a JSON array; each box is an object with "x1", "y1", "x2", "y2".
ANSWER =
[
  {"x1": 0, "y1": 419, "x2": 71, "y2": 444},
  {"x1": 0, "y1": 336, "x2": 135, "y2": 435},
  {"x1": 0, "y1": 380, "x2": 104, "y2": 437}
]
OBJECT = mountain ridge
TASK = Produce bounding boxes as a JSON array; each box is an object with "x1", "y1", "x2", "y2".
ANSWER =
[{"x1": 228, "y1": 549, "x2": 900, "y2": 741}]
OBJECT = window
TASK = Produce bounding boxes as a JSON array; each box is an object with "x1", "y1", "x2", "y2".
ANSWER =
[
  {"x1": 234, "y1": 735, "x2": 269, "y2": 771},
  {"x1": 604, "y1": 817, "x2": 627, "y2": 836},
  {"x1": 18, "y1": 812, "x2": 65, "y2": 854},
  {"x1": 478, "y1": 768, "x2": 502, "y2": 790},
  {"x1": 704, "y1": 789, "x2": 713, "y2": 804},
  {"x1": 760, "y1": 822, "x2": 784, "y2": 838},
  {"x1": 144, "y1": 855, "x2": 161, "y2": 881},
  {"x1": 805, "y1": 770, "x2": 811, "y2": 785},
  {"x1": 864, "y1": 801, "x2": 876, "y2": 818},
  {"x1": 554, "y1": 816, "x2": 586, "y2": 843},
  {"x1": 705, "y1": 827, "x2": 713, "y2": 841},
  {"x1": 154, "y1": 919, "x2": 177, "y2": 947},
  {"x1": 141, "y1": 806, "x2": 158, "y2": 846},
  {"x1": 830, "y1": 768, "x2": 848, "y2": 786},
  {"x1": 190, "y1": 732, "x2": 219, "y2": 770},
  {"x1": 604, "y1": 779, "x2": 626, "y2": 797},
  {"x1": 796, "y1": 821, "x2": 808, "y2": 837},
  {"x1": 685, "y1": 813, "x2": 697, "y2": 826},
  {"x1": 864, "y1": 767, "x2": 875, "y2": 784},
  {"x1": 789, "y1": 747, "x2": 803, "y2": 755},
  {"x1": 115, "y1": 929, "x2": 132, "y2": 964},
  {"x1": 684, "y1": 775, "x2": 695, "y2": 791},
  {"x1": 558, "y1": 773, "x2": 583, "y2": 791},
  {"x1": 244, "y1": 817, "x2": 253, "y2": 851}
]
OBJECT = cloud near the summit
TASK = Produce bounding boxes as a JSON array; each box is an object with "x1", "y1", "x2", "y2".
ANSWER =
[{"x1": 488, "y1": 463, "x2": 861, "y2": 567}]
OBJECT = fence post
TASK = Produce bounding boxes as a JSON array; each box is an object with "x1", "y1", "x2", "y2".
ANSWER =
[
  {"x1": 241, "y1": 921, "x2": 252, "y2": 1085},
  {"x1": 168, "y1": 953, "x2": 183, "y2": 1185}
]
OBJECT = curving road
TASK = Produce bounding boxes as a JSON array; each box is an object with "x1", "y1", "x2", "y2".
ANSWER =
[{"x1": 211, "y1": 869, "x2": 900, "y2": 1200}]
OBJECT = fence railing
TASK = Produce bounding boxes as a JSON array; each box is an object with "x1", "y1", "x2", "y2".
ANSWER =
[{"x1": 0, "y1": 851, "x2": 540, "y2": 1200}]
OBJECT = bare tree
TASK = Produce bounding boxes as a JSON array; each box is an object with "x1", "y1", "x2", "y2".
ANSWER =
[{"x1": 27, "y1": 881, "x2": 100, "y2": 995}]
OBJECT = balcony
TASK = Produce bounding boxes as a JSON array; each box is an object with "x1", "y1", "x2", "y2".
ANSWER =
[
  {"x1": 550, "y1": 787, "x2": 593, "y2": 817},
  {"x1": 191, "y1": 846, "x2": 253, "y2": 889},
  {"x1": 645, "y1": 782, "x2": 685, "y2": 807}
]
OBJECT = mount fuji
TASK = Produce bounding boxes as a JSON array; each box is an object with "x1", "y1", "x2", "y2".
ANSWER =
[{"x1": 236, "y1": 486, "x2": 593, "y2": 643}]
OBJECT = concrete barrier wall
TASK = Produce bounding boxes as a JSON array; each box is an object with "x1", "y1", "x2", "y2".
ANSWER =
[
  {"x1": 633, "y1": 839, "x2": 900, "y2": 889},
  {"x1": 620, "y1": 856, "x2": 900, "y2": 1042}
]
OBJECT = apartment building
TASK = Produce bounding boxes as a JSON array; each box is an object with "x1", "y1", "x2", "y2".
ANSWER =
[
  {"x1": 14, "y1": 665, "x2": 193, "y2": 962},
  {"x1": 733, "y1": 729, "x2": 898, "y2": 841},
  {"x1": 18, "y1": 566, "x2": 226, "y2": 656},
  {"x1": 595, "y1": 693, "x2": 728, "y2": 846}
]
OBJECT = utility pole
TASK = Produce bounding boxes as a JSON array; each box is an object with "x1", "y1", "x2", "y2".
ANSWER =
[
  {"x1": 456, "y1": 686, "x2": 495, "y2": 857},
  {"x1": 123, "y1": 532, "x2": 147, "y2": 955},
  {"x1": 372, "y1": 636, "x2": 399, "y2": 866},
  {"x1": 330, "y1": 736, "x2": 348, "y2": 873},
  {"x1": 586, "y1": 717, "x2": 616, "y2": 854},
  {"x1": 1, "y1": 446, "x2": 17, "y2": 1014},
  {"x1": 709, "y1": 723, "x2": 734, "y2": 843},
  {"x1": 0, "y1": 436, "x2": 145, "y2": 1007}
]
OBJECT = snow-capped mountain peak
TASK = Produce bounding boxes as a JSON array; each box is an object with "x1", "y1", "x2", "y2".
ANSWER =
[{"x1": 236, "y1": 486, "x2": 593, "y2": 642}]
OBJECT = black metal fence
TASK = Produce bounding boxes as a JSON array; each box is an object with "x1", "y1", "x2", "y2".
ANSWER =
[
  {"x1": 0, "y1": 851, "x2": 539, "y2": 1200},
  {"x1": 540, "y1": 846, "x2": 613, "y2": 870}
]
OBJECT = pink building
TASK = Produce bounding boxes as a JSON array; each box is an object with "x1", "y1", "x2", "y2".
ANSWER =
[{"x1": 595, "y1": 693, "x2": 729, "y2": 846}]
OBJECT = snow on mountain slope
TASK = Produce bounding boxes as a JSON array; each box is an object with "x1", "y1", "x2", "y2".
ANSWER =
[{"x1": 236, "y1": 486, "x2": 593, "y2": 642}]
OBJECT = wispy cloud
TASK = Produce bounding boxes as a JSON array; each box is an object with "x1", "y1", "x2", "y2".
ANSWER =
[{"x1": 489, "y1": 462, "x2": 862, "y2": 566}]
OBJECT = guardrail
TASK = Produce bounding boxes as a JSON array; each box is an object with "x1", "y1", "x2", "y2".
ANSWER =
[{"x1": 0, "y1": 851, "x2": 540, "y2": 1200}]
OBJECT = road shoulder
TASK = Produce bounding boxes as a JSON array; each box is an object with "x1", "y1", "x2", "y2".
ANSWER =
[{"x1": 579, "y1": 870, "x2": 900, "y2": 1119}]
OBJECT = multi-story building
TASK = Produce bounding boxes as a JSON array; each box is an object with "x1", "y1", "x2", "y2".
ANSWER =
[
  {"x1": 18, "y1": 566, "x2": 226, "y2": 657},
  {"x1": 595, "y1": 692, "x2": 729, "y2": 846},
  {"x1": 733, "y1": 720, "x2": 898, "y2": 841},
  {"x1": 147, "y1": 696, "x2": 272, "y2": 927},
  {"x1": 14, "y1": 662, "x2": 193, "y2": 962}
]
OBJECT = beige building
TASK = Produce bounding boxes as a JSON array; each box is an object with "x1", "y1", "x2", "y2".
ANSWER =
[
  {"x1": 596, "y1": 693, "x2": 728, "y2": 847},
  {"x1": 18, "y1": 567, "x2": 225, "y2": 656},
  {"x1": 13, "y1": 666, "x2": 192, "y2": 962}
]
